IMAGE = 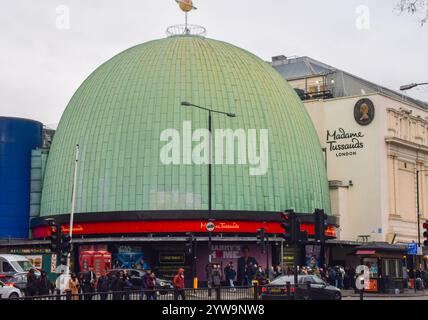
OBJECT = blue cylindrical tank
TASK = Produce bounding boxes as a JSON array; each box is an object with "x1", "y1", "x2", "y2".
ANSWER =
[{"x1": 0, "y1": 117, "x2": 42, "y2": 238}]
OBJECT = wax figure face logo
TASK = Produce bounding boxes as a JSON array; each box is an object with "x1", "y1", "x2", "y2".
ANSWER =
[{"x1": 160, "y1": 121, "x2": 269, "y2": 176}]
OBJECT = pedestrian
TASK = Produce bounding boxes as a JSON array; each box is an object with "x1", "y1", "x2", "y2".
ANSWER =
[
  {"x1": 38, "y1": 270, "x2": 53, "y2": 296},
  {"x1": 327, "y1": 266, "x2": 337, "y2": 287},
  {"x1": 267, "y1": 266, "x2": 275, "y2": 281},
  {"x1": 206, "y1": 263, "x2": 213, "y2": 290},
  {"x1": 338, "y1": 266, "x2": 345, "y2": 289},
  {"x1": 146, "y1": 272, "x2": 157, "y2": 301},
  {"x1": 82, "y1": 266, "x2": 97, "y2": 300},
  {"x1": 110, "y1": 271, "x2": 124, "y2": 300},
  {"x1": 237, "y1": 246, "x2": 258, "y2": 286},
  {"x1": 137, "y1": 257, "x2": 149, "y2": 271},
  {"x1": 255, "y1": 265, "x2": 267, "y2": 285},
  {"x1": 225, "y1": 262, "x2": 236, "y2": 289},
  {"x1": 68, "y1": 273, "x2": 80, "y2": 300},
  {"x1": 97, "y1": 271, "x2": 109, "y2": 300},
  {"x1": 140, "y1": 269, "x2": 151, "y2": 300},
  {"x1": 274, "y1": 265, "x2": 282, "y2": 278},
  {"x1": 173, "y1": 268, "x2": 185, "y2": 300},
  {"x1": 113, "y1": 259, "x2": 121, "y2": 269},
  {"x1": 26, "y1": 269, "x2": 38, "y2": 297},
  {"x1": 212, "y1": 265, "x2": 222, "y2": 287}
]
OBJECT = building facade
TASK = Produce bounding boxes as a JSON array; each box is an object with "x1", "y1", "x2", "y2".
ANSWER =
[{"x1": 272, "y1": 55, "x2": 428, "y2": 246}]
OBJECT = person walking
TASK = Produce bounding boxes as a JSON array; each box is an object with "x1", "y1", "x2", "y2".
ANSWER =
[
  {"x1": 68, "y1": 273, "x2": 80, "y2": 300},
  {"x1": 97, "y1": 271, "x2": 109, "y2": 300},
  {"x1": 146, "y1": 272, "x2": 157, "y2": 301},
  {"x1": 173, "y1": 268, "x2": 185, "y2": 300}
]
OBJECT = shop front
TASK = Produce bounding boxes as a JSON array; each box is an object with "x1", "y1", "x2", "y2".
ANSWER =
[{"x1": 355, "y1": 243, "x2": 406, "y2": 293}]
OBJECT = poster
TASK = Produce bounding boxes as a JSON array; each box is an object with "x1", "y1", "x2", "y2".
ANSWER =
[
  {"x1": 305, "y1": 245, "x2": 321, "y2": 268},
  {"x1": 26, "y1": 255, "x2": 43, "y2": 269}
]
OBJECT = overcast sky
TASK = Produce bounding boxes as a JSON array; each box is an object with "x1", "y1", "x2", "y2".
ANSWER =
[{"x1": 1, "y1": 0, "x2": 427, "y2": 127}]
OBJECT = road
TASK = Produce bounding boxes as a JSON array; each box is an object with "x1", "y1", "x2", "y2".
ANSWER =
[{"x1": 343, "y1": 295, "x2": 428, "y2": 300}]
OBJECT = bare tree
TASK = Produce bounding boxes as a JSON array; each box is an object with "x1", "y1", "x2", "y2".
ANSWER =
[{"x1": 395, "y1": 0, "x2": 428, "y2": 25}]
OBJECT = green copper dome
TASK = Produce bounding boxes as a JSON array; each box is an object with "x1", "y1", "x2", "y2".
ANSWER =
[{"x1": 40, "y1": 35, "x2": 330, "y2": 216}]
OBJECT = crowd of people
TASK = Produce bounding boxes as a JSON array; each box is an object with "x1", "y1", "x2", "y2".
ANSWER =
[
  {"x1": 205, "y1": 261, "x2": 359, "y2": 290},
  {"x1": 24, "y1": 265, "x2": 163, "y2": 300},
  {"x1": 21, "y1": 250, "x2": 428, "y2": 300}
]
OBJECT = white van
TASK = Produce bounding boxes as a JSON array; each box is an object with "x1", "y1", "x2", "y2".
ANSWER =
[{"x1": 0, "y1": 254, "x2": 36, "y2": 275}]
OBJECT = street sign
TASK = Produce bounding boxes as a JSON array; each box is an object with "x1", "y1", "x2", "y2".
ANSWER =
[
  {"x1": 407, "y1": 243, "x2": 418, "y2": 255},
  {"x1": 206, "y1": 222, "x2": 215, "y2": 232}
]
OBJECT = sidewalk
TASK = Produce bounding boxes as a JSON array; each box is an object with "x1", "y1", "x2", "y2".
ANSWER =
[{"x1": 342, "y1": 289, "x2": 428, "y2": 298}]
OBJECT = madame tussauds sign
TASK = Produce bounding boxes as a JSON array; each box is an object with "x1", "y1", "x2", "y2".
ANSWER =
[{"x1": 327, "y1": 128, "x2": 365, "y2": 157}]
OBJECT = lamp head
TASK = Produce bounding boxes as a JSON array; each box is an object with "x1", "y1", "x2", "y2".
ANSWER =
[
  {"x1": 400, "y1": 83, "x2": 418, "y2": 91},
  {"x1": 181, "y1": 101, "x2": 194, "y2": 107}
]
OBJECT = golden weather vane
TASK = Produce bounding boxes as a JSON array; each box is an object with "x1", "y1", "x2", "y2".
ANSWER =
[
  {"x1": 175, "y1": 0, "x2": 197, "y2": 33},
  {"x1": 176, "y1": 0, "x2": 197, "y2": 12}
]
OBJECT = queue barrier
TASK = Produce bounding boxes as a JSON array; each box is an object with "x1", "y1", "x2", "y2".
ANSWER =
[{"x1": 17, "y1": 286, "x2": 256, "y2": 301}]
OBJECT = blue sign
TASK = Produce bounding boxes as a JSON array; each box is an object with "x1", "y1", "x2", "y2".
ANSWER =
[{"x1": 407, "y1": 243, "x2": 418, "y2": 255}]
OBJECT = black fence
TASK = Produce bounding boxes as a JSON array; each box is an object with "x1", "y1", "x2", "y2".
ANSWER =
[{"x1": 18, "y1": 286, "x2": 257, "y2": 301}]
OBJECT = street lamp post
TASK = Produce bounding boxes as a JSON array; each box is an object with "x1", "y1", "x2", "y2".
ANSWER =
[
  {"x1": 416, "y1": 170, "x2": 428, "y2": 246},
  {"x1": 415, "y1": 169, "x2": 428, "y2": 277},
  {"x1": 400, "y1": 82, "x2": 428, "y2": 91},
  {"x1": 180, "y1": 101, "x2": 236, "y2": 264}
]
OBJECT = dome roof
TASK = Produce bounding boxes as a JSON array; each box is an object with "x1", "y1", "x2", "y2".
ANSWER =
[{"x1": 40, "y1": 35, "x2": 330, "y2": 216}]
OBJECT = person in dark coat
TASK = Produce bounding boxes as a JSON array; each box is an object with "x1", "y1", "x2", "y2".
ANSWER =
[
  {"x1": 140, "y1": 270, "x2": 151, "y2": 300},
  {"x1": 97, "y1": 271, "x2": 109, "y2": 300},
  {"x1": 145, "y1": 272, "x2": 157, "y2": 301},
  {"x1": 110, "y1": 271, "x2": 124, "y2": 300},
  {"x1": 237, "y1": 246, "x2": 258, "y2": 286},
  {"x1": 82, "y1": 266, "x2": 97, "y2": 300},
  {"x1": 37, "y1": 270, "x2": 52, "y2": 296},
  {"x1": 225, "y1": 262, "x2": 237, "y2": 288},
  {"x1": 26, "y1": 269, "x2": 38, "y2": 297},
  {"x1": 212, "y1": 265, "x2": 222, "y2": 287}
]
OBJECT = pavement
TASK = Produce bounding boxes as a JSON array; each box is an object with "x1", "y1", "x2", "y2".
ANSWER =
[{"x1": 341, "y1": 289, "x2": 428, "y2": 299}]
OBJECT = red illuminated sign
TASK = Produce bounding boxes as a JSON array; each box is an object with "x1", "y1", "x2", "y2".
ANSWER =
[{"x1": 32, "y1": 220, "x2": 337, "y2": 239}]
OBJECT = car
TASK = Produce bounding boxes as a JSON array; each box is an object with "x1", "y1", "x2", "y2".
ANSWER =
[
  {"x1": 0, "y1": 277, "x2": 22, "y2": 299},
  {"x1": 2, "y1": 272, "x2": 28, "y2": 294},
  {"x1": 261, "y1": 275, "x2": 341, "y2": 300},
  {"x1": 106, "y1": 269, "x2": 174, "y2": 294}
]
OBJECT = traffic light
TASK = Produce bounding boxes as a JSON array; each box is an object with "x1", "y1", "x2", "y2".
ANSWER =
[
  {"x1": 256, "y1": 228, "x2": 266, "y2": 253},
  {"x1": 185, "y1": 232, "x2": 195, "y2": 254},
  {"x1": 298, "y1": 230, "x2": 309, "y2": 243},
  {"x1": 314, "y1": 209, "x2": 328, "y2": 243},
  {"x1": 60, "y1": 233, "x2": 72, "y2": 257},
  {"x1": 423, "y1": 221, "x2": 428, "y2": 247},
  {"x1": 281, "y1": 210, "x2": 297, "y2": 245},
  {"x1": 48, "y1": 223, "x2": 60, "y2": 254}
]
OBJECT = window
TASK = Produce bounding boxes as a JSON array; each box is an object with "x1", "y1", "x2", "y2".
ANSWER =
[
  {"x1": 363, "y1": 258, "x2": 378, "y2": 278},
  {"x1": 2, "y1": 262, "x2": 14, "y2": 273},
  {"x1": 10, "y1": 260, "x2": 33, "y2": 272},
  {"x1": 382, "y1": 259, "x2": 403, "y2": 278}
]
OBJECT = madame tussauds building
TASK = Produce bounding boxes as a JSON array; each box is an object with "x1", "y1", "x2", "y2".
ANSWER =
[{"x1": 28, "y1": 27, "x2": 338, "y2": 285}]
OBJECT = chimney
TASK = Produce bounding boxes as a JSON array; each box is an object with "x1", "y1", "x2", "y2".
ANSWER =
[{"x1": 272, "y1": 55, "x2": 287, "y2": 62}]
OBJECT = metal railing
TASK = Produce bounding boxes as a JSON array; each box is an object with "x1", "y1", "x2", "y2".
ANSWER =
[{"x1": 17, "y1": 286, "x2": 256, "y2": 301}]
